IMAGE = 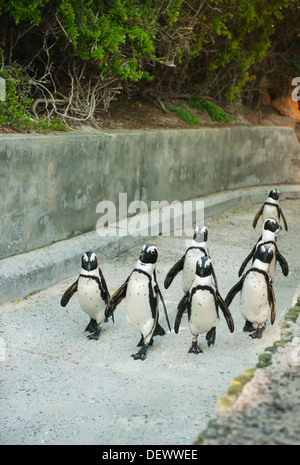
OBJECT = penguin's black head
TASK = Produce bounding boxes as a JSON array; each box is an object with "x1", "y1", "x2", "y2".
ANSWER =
[
  {"x1": 263, "y1": 218, "x2": 282, "y2": 234},
  {"x1": 139, "y1": 244, "x2": 158, "y2": 264},
  {"x1": 196, "y1": 256, "x2": 213, "y2": 278},
  {"x1": 269, "y1": 189, "x2": 280, "y2": 201},
  {"x1": 193, "y1": 225, "x2": 208, "y2": 243},
  {"x1": 81, "y1": 251, "x2": 98, "y2": 271},
  {"x1": 255, "y1": 245, "x2": 274, "y2": 264}
]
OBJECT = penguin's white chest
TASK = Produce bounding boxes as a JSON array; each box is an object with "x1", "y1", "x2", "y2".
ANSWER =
[
  {"x1": 77, "y1": 277, "x2": 105, "y2": 324},
  {"x1": 182, "y1": 249, "x2": 206, "y2": 293},
  {"x1": 126, "y1": 271, "x2": 157, "y2": 335},
  {"x1": 189, "y1": 289, "x2": 219, "y2": 336},
  {"x1": 240, "y1": 272, "x2": 270, "y2": 324}
]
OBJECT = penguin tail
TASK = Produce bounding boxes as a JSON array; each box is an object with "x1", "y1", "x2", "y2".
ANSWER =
[{"x1": 153, "y1": 322, "x2": 166, "y2": 337}]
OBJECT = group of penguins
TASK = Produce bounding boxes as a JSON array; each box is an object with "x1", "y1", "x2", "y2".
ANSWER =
[{"x1": 61, "y1": 188, "x2": 289, "y2": 361}]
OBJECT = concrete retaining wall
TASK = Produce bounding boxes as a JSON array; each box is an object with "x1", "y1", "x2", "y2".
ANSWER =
[{"x1": 1, "y1": 126, "x2": 299, "y2": 260}]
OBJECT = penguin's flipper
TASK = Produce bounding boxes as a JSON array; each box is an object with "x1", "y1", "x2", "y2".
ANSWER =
[
  {"x1": 164, "y1": 255, "x2": 185, "y2": 289},
  {"x1": 105, "y1": 278, "x2": 128, "y2": 318},
  {"x1": 280, "y1": 209, "x2": 288, "y2": 231},
  {"x1": 154, "y1": 270, "x2": 171, "y2": 332},
  {"x1": 225, "y1": 277, "x2": 244, "y2": 307},
  {"x1": 252, "y1": 206, "x2": 263, "y2": 228},
  {"x1": 174, "y1": 293, "x2": 189, "y2": 334},
  {"x1": 238, "y1": 244, "x2": 257, "y2": 277},
  {"x1": 60, "y1": 279, "x2": 78, "y2": 307},
  {"x1": 212, "y1": 267, "x2": 219, "y2": 290},
  {"x1": 206, "y1": 327, "x2": 216, "y2": 346},
  {"x1": 268, "y1": 283, "x2": 277, "y2": 325},
  {"x1": 276, "y1": 250, "x2": 289, "y2": 276},
  {"x1": 153, "y1": 321, "x2": 166, "y2": 337},
  {"x1": 98, "y1": 267, "x2": 111, "y2": 303},
  {"x1": 216, "y1": 292, "x2": 234, "y2": 333}
]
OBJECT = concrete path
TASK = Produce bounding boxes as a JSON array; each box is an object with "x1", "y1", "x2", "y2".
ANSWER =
[{"x1": 0, "y1": 196, "x2": 299, "y2": 445}]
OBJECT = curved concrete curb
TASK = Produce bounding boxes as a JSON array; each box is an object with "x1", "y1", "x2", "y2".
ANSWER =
[
  {"x1": 0, "y1": 183, "x2": 299, "y2": 305},
  {"x1": 194, "y1": 296, "x2": 300, "y2": 445}
]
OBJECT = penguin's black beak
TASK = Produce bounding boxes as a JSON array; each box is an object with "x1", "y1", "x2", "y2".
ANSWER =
[{"x1": 86, "y1": 260, "x2": 92, "y2": 271}]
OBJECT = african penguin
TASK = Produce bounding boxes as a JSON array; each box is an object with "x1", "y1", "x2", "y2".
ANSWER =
[
  {"x1": 164, "y1": 225, "x2": 217, "y2": 294},
  {"x1": 225, "y1": 245, "x2": 276, "y2": 339},
  {"x1": 105, "y1": 245, "x2": 170, "y2": 361},
  {"x1": 238, "y1": 218, "x2": 289, "y2": 282},
  {"x1": 174, "y1": 256, "x2": 234, "y2": 354},
  {"x1": 253, "y1": 188, "x2": 288, "y2": 231},
  {"x1": 61, "y1": 251, "x2": 111, "y2": 340}
]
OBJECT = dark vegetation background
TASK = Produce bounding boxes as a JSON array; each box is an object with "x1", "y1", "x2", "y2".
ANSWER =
[{"x1": 0, "y1": 0, "x2": 299, "y2": 131}]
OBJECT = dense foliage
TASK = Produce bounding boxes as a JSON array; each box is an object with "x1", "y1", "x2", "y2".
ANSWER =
[
  {"x1": 0, "y1": 0, "x2": 299, "y2": 128},
  {"x1": 0, "y1": 68, "x2": 66, "y2": 130}
]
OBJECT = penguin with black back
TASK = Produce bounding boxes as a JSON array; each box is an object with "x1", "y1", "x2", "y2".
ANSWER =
[
  {"x1": 174, "y1": 256, "x2": 234, "y2": 354},
  {"x1": 105, "y1": 245, "x2": 171, "y2": 361},
  {"x1": 225, "y1": 245, "x2": 276, "y2": 339},
  {"x1": 238, "y1": 218, "x2": 289, "y2": 282},
  {"x1": 61, "y1": 251, "x2": 111, "y2": 340},
  {"x1": 164, "y1": 225, "x2": 217, "y2": 294},
  {"x1": 253, "y1": 188, "x2": 288, "y2": 231}
]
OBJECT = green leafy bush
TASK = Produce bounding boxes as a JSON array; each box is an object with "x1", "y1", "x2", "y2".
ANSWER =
[
  {"x1": 0, "y1": 0, "x2": 160, "y2": 82},
  {"x1": 165, "y1": 102, "x2": 200, "y2": 125},
  {"x1": 0, "y1": 69, "x2": 34, "y2": 130},
  {"x1": 35, "y1": 118, "x2": 67, "y2": 133},
  {"x1": 0, "y1": 0, "x2": 298, "y2": 122},
  {"x1": 1, "y1": 0, "x2": 295, "y2": 91},
  {"x1": 189, "y1": 97, "x2": 230, "y2": 123},
  {"x1": 0, "y1": 69, "x2": 66, "y2": 132}
]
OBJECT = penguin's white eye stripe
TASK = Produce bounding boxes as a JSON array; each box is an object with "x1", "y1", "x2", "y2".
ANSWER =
[
  {"x1": 200, "y1": 227, "x2": 206, "y2": 234},
  {"x1": 205, "y1": 259, "x2": 211, "y2": 267},
  {"x1": 82, "y1": 252, "x2": 97, "y2": 262},
  {"x1": 148, "y1": 246, "x2": 157, "y2": 254}
]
